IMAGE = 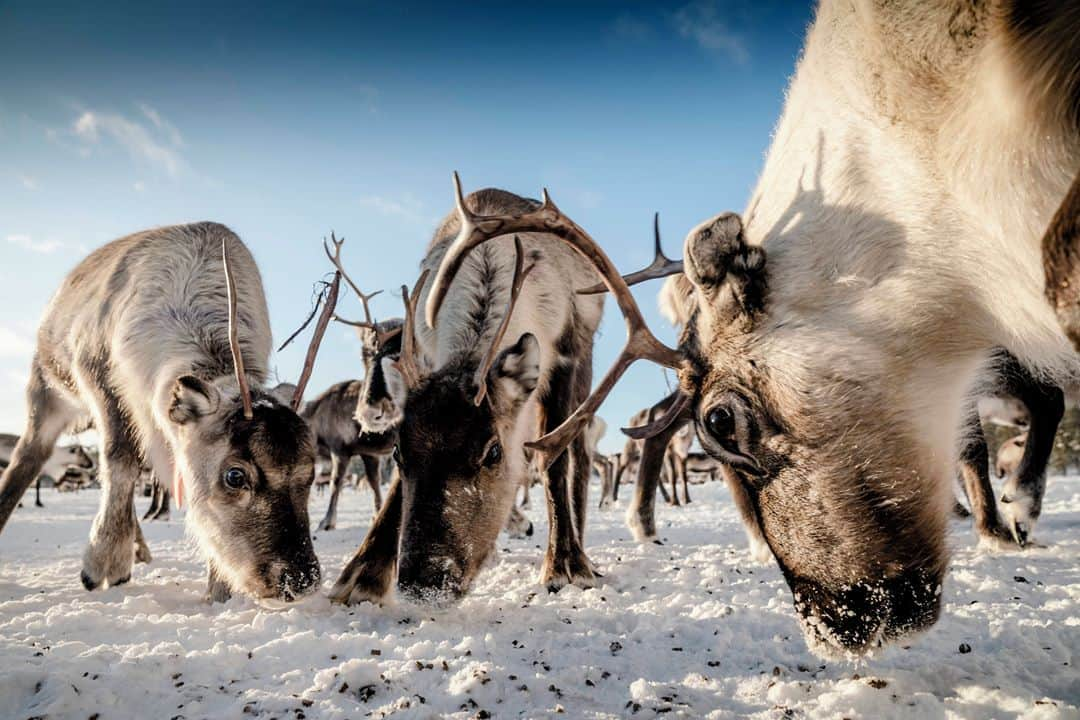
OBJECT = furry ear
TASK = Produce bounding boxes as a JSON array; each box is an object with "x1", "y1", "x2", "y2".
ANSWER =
[
  {"x1": 268, "y1": 382, "x2": 297, "y2": 406},
  {"x1": 168, "y1": 375, "x2": 220, "y2": 424},
  {"x1": 684, "y1": 212, "x2": 767, "y2": 328},
  {"x1": 488, "y1": 333, "x2": 540, "y2": 409},
  {"x1": 381, "y1": 356, "x2": 408, "y2": 410}
]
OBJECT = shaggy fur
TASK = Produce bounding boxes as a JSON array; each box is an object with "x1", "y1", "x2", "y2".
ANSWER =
[{"x1": 672, "y1": 0, "x2": 1080, "y2": 658}]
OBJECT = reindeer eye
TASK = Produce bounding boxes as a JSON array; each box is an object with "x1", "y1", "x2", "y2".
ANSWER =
[
  {"x1": 222, "y1": 467, "x2": 248, "y2": 490},
  {"x1": 483, "y1": 442, "x2": 502, "y2": 468},
  {"x1": 705, "y1": 406, "x2": 735, "y2": 441}
]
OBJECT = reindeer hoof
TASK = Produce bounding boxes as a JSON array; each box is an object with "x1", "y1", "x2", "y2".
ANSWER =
[
  {"x1": 329, "y1": 560, "x2": 392, "y2": 606},
  {"x1": 541, "y1": 551, "x2": 601, "y2": 592},
  {"x1": 81, "y1": 535, "x2": 136, "y2": 591}
]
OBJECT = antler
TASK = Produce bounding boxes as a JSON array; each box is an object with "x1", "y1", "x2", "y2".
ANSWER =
[
  {"x1": 578, "y1": 213, "x2": 684, "y2": 295},
  {"x1": 472, "y1": 235, "x2": 536, "y2": 406},
  {"x1": 323, "y1": 230, "x2": 384, "y2": 328},
  {"x1": 427, "y1": 172, "x2": 685, "y2": 469},
  {"x1": 222, "y1": 237, "x2": 254, "y2": 420},
  {"x1": 291, "y1": 269, "x2": 341, "y2": 411},
  {"x1": 394, "y1": 269, "x2": 431, "y2": 388}
]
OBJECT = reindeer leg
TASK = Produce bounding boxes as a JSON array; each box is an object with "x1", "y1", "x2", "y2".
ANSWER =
[
  {"x1": 317, "y1": 452, "x2": 348, "y2": 532},
  {"x1": 570, "y1": 359, "x2": 593, "y2": 542},
  {"x1": 132, "y1": 503, "x2": 152, "y2": 564},
  {"x1": 205, "y1": 564, "x2": 231, "y2": 604},
  {"x1": 152, "y1": 486, "x2": 171, "y2": 521},
  {"x1": 612, "y1": 459, "x2": 622, "y2": 502},
  {"x1": 598, "y1": 459, "x2": 613, "y2": 509},
  {"x1": 997, "y1": 361, "x2": 1064, "y2": 546},
  {"x1": 361, "y1": 454, "x2": 382, "y2": 515},
  {"x1": 0, "y1": 360, "x2": 78, "y2": 534},
  {"x1": 80, "y1": 384, "x2": 142, "y2": 591},
  {"x1": 626, "y1": 402, "x2": 689, "y2": 542},
  {"x1": 680, "y1": 456, "x2": 691, "y2": 504},
  {"x1": 540, "y1": 363, "x2": 598, "y2": 591},
  {"x1": 957, "y1": 406, "x2": 1016, "y2": 549},
  {"x1": 329, "y1": 474, "x2": 402, "y2": 605},
  {"x1": 34, "y1": 476, "x2": 43, "y2": 508},
  {"x1": 667, "y1": 452, "x2": 681, "y2": 507}
]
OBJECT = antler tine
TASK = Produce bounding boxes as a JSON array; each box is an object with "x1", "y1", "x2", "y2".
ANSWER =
[
  {"x1": 222, "y1": 237, "x2": 254, "y2": 420},
  {"x1": 473, "y1": 235, "x2": 536, "y2": 406},
  {"x1": 427, "y1": 173, "x2": 684, "y2": 470},
  {"x1": 323, "y1": 231, "x2": 382, "y2": 327},
  {"x1": 577, "y1": 212, "x2": 684, "y2": 295},
  {"x1": 291, "y1": 270, "x2": 341, "y2": 411},
  {"x1": 621, "y1": 390, "x2": 693, "y2": 440},
  {"x1": 394, "y1": 269, "x2": 431, "y2": 388}
]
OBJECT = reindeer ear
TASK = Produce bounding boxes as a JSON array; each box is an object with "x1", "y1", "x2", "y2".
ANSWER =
[
  {"x1": 488, "y1": 333, "x2": 540, "y2": 409},
  {"x1": 168, "y1": 375, "x2": 220, "y2": 425},
  {"x1": 268, "y1": 382, "x2": 296, "y2": 406},
  {"x1": 381, "y1": 356, "x2": 408, "y2": 410},
  {"x1": 684, "y1": 212, "x2": 767, "y2": 327}
]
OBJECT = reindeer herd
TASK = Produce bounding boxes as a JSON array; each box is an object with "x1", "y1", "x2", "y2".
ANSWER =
[{"x1": 1, "y1": 0, "x2": 1078, "y2": 660}]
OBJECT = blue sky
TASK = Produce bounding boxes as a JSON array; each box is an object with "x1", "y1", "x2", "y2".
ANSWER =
[{"x1": 0, "y1": 1, "x2": 813, "y2": 453}]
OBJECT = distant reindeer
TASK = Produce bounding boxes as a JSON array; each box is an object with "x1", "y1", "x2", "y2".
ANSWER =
[
  {"x1": 302, "y1": 379, "x2": 393, "y2": 531},
  {"x1": 330, "y1": 181, "x2": 605, "y2": 605},
  {"x1": 0, "y1": 222, "x2": 336, "y2": 602},
  {"x1": 0, "y1": 433, "x2": 95, "y2": 508},
  {"x1": 996, "y1": 433, "x2": 1027, "y2": 480},
  {"x1": 142, "y1": 473, "x2": 171, "y2": 521}
]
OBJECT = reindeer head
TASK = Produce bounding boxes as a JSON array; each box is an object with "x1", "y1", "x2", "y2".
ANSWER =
[
  {"x1": 383, "y1": 223, "x2": 540, "y2": 603},
  {"x1": 168, "y1": 379, "x2": 321, "y2": 602},
  {"x1": 354, "y1": 319, "x2": 405, "y2": 434},
  {"x1": 674, "y1": 212, "x2": 947, "y2": 658},
  {"x1": 164, "y1": 238, "x2": 344, "y2": 603}
]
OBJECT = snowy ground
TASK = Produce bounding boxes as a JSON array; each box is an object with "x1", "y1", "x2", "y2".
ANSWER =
[{"x1": 1, "y1": 477, "x2": 1078, "y2": 720}]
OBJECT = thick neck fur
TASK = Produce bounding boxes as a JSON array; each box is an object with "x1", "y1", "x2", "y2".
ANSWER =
[{"x1": 741, "y1": 0, "x2": 1080, "y2": 496}]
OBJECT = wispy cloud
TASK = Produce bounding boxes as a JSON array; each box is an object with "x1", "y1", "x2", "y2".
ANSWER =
[
  {"x1": 358, "y1": 192, "x2": 433, "y2": 225},
  {"x1": 18, "y1": 174, "x2": 38, "y2": 190},
  {"x1": 672, "y1": 1, "x2": 749, "y2": 65},
  {"x1": 71, "y1": 104, "x2": 186, "y2": 177},
  {"x1": 0, "y1": 326, "x2": 35, "y2": 359},
  {"x1": 7, "y1": 233, "x2": 64, "y2": 254}
]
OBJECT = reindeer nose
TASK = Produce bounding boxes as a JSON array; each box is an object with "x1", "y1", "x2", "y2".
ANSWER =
[{"x1": 277, "y1": 561, "x2": 321, "y2": 601}]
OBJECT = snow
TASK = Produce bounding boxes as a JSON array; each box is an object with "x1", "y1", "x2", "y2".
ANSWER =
[{"x1": 1, "y1": 478, "x2": 1078, "y2": 719}]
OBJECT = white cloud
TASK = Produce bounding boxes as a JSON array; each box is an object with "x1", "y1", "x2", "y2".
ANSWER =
[
  {"x1": 0, "y1": 326, "x2": 35, "y2": 359},
  {"x1": 18, "y1": 174, "x2": 38, "y2": 190},
  {"x1": 672, "y1": 1, "x2": 749, "y2": 65},
  {"x1": 133, "y1": 180, "x2": 146, "y2": 193},
  {"x1": 6, "y1": 234, "x2": 64, "y2": 254},
  {"x1": 72, "y1": 106, "x2": 186, "y2": 177}
]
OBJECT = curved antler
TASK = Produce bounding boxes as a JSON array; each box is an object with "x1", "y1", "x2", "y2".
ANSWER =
[
  {"x1": 324, "y1": 230, "x2": 383, "y2": 329},
  {"x1": 222, "y1": 237, "x2": 254, "y2": 420},
  {"x1": 394, "y1": 269, "x2": 431, "y2": 388},
  {"x1": 578, "y1": 212, "x2": 684, "y2": 295},
  {"x1": 427, "y1": 172, "x2": 684, "y2": 469},
  {"x1": 472, "y1": 235, "x2": 536, "y2": 406}
]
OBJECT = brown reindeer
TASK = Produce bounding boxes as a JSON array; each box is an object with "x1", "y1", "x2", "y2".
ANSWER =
[{"x1": 330, "y1": 181, "x2": 604, "y2": 605}]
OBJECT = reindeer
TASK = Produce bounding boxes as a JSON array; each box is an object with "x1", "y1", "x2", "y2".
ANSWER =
[
  {"x1": 956, "y1": 350, "x2": 1064, "y2": 547},
  {"x1": 570, "y1": 1, "x2": 1080, "y2": 658},
  {"x1": 302, "y1": 379, "x2": 393, "y2": 531},
  {"x1": 142, "y1": 473, "x2": 171, "y2": 521},
  {"x1": 330, "y1": 182, "x2": 605, "y2": 605},
  {"x1": 0, "y1": 222, "x2": 337, "y2": 602},
  {"x1": 584, "y1": 416, "x2": 616, "y2": 509},
  {"x1": 0, "y1": 433, "x2": 96, "y2": 508}
]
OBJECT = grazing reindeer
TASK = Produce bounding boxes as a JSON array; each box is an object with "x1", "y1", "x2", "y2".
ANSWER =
[
  {"x1": 331, "y1": 181, "x2": 604, "y2": 605},
  {"x1": 0, "y1": 433, "x2": 96, "y2": 508},
  {"x1": 0, "y1": 222, "x2": 335, "y2": 602},
  {"x1": 585, "y1": 416, "x2": 615, "y2": 508},
  {"x1": 302, "y1": 380, "x2": 392, "y2": 530},
  {"x1": 581, "y1": 1, "x2": 1080, "y2": 657}
]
